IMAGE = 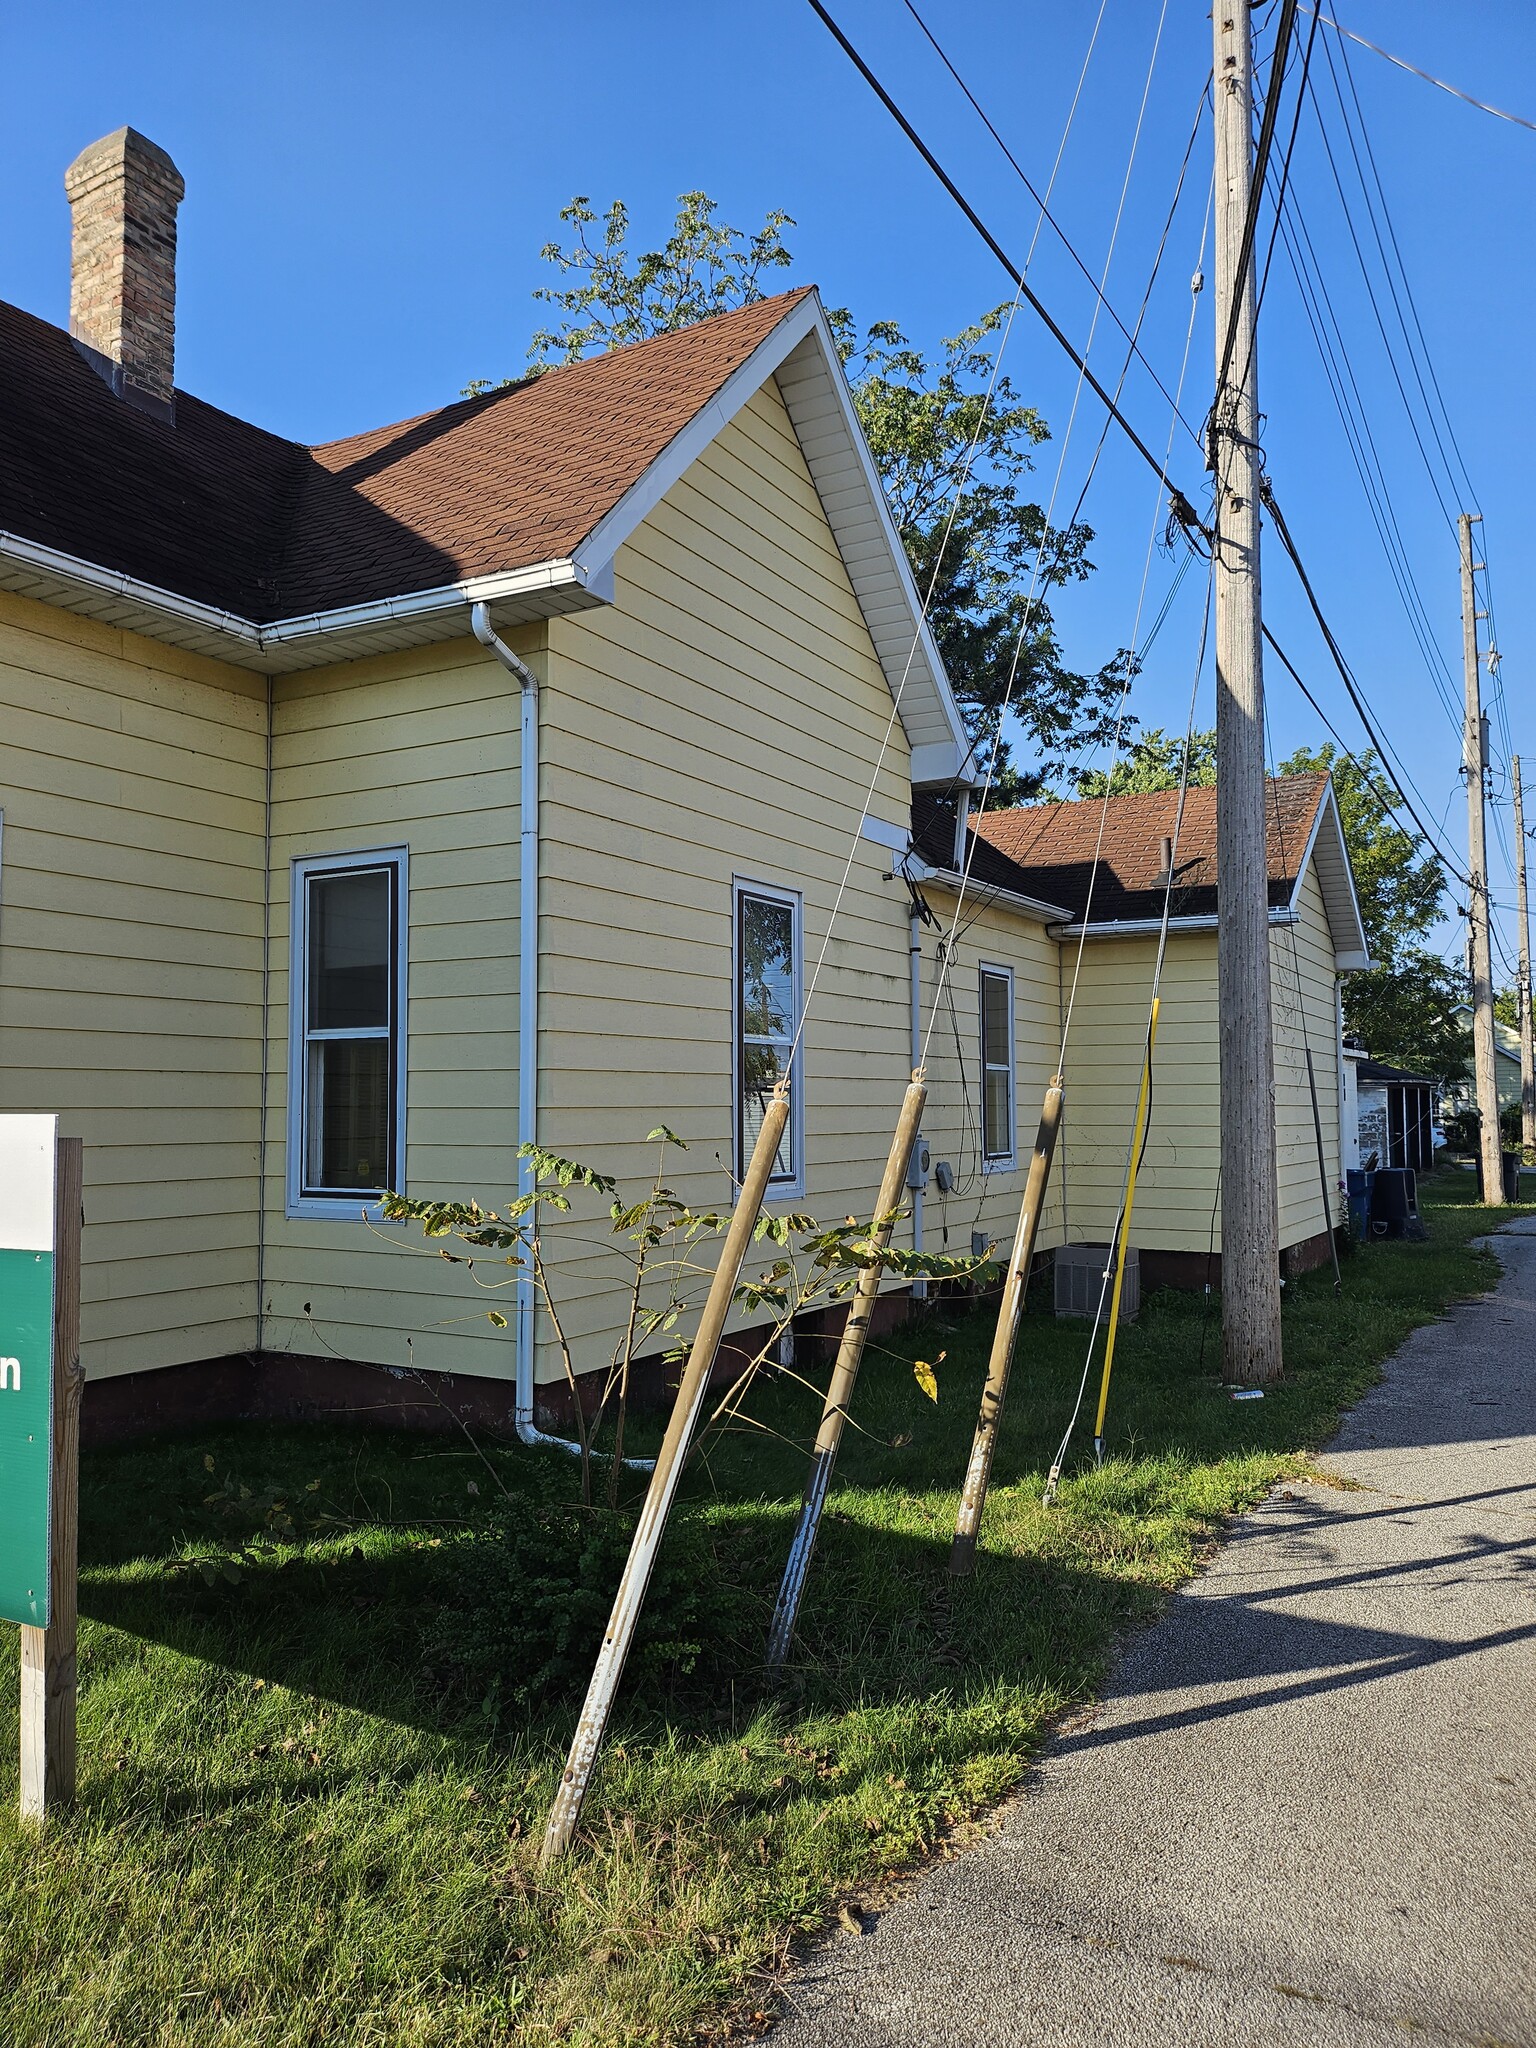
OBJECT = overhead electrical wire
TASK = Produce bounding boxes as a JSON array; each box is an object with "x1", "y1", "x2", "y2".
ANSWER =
[
  {"x1": 1270, "y1": 192, "x2": 1464, "y2": 734},
  {"x1": 788, "y1": 0, "x2": 1113, "y2": 1065},
  {"x1": 919, "y1": 0, "x2": 1198, "y2": 1066},
  {"x1": 897, "y1": 0, "x2": 1204, "y2": 451},
  {"x1": 804, "y1": 0, "x2": 1203, "y2": 531},
  {"x1": 1212, "y1": 0, "x2": 1298, "y2": 425},
  {"x1": 806, "y1": 0, "x2": 1492, "y2": 930},
  {"x1": 1327, "y1": 24, "x2": 1483, "y2": 515},
  {"x1": 1298, "y1": 6, "x2": 1536, "y2": 136}
]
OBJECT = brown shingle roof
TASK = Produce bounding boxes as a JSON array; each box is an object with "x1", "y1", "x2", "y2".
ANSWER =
[
  {"x1": 0, "y1": 287, "x2": 815, "y2": 621},
  {"x1": 959, "y1": 775, "x2": 1330, "y2": 923}
]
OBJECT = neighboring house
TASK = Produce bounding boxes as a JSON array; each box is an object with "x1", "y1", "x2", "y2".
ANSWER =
[
  {"x1": 1352, "y1": 1058, "x2": 1435, "y2": 1173},
  {"x1": 912, "y1": 774, "x2": 1371, "y2": 1285},
  {"x1": 1446, "y1": 1005, "x2": 1522, "y2": 1114},
  {"x1": 0, "y1": 128, "x2": 1371, "y2": 1442}
]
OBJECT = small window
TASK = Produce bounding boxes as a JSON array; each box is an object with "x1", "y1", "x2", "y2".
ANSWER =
[
  {"x1": 288, "y1": 850, "x2": 407, "y2": 1215},
  {"x1": 734, "y1": 883, "x2": 802, "y2": 1191},
  {"x1": 980, "y1": 965, "x2": 1015, "y2": 1165}
]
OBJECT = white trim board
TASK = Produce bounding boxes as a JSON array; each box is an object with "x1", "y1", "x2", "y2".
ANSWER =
[{"x1": 285, "y1": 845, "x2": 410, "y2": 1221}]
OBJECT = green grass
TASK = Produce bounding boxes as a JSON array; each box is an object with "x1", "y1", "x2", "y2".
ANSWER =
[{"x1": 0, "y1": 1170, "x2": 1525, "y2": 2047}]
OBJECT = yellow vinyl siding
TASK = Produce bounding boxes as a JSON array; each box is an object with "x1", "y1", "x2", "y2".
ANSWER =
[
  {"x1": 535, "y1": 378, "x2": 918, "y2": 1376},
  {"x1": 910, "y1": 892, "x2": 1065, "y2": 1263},
  {"x1": 0, "y1": 590, "x2": 267, "y2": 1377},
  {"x1": 1057, "y1": 873, "x2": 1341, "y2": 1259},
  {"x1": 1054, "y1": 933, "x2": 1220, "y2": 1256},
  {"x1": 260, "y1": 632, "x2": 536, "y2": 1375}
]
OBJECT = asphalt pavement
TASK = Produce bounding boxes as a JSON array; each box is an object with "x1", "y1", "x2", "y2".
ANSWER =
[{"x1": 774, "y1": 1220, "x2": 1536, "y2": 2048}]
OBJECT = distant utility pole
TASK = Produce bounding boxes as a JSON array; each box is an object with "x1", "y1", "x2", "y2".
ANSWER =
[
  {"x1": 1514, "y1": 755, "x2": 1535, "y2": 1159},
  {"x1": 1212, "y1": 1, "x2": 1283, "y2": 1383},
  {"x1": 1460, "y1": 512, "x2": 1504, "y2": 1201}
]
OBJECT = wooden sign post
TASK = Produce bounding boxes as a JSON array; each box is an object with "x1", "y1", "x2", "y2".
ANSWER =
[{"x1": 0, "y1": 1118, "x2": 83, "y2": 1821}]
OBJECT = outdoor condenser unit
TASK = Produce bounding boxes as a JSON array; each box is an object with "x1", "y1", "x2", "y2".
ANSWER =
[{"x1": 1054, "y1": 1242, "x2": 1140, "y2": 1323}]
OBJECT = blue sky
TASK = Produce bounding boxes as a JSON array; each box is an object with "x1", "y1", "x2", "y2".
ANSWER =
[{"x1": 2, "y1": 1, "x2": 1532, "y2": 974}]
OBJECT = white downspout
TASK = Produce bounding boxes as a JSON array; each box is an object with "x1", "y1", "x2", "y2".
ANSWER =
[
  {"x1": 909, "y1": 900, "x2": 927, "y2": 1302},
  {"x1": 471, "y1": 604, "x2": 581, "y2": 1457}
]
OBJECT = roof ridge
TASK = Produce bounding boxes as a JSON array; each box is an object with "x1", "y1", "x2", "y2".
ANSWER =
[{"x1": 305, "y1": 285, "x2": 818, "y2": 459}]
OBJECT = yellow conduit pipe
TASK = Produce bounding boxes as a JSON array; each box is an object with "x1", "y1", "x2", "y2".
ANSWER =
[{"x1": 1092, "y1": 996, "x2": 1160, "y2": 1462}]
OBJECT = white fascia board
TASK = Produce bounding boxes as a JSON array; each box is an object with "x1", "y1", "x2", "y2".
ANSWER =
[
  {"x1": 572, "y1": 292, "x2": 824, "y2": 581},
  {"x1": 257, "y1": 560, "x2": 591, "y2": 650},
  {"x1": 910, "y1": 739, "x2": 974, "y2": 787},
  {"x1": 0, "y1": 525, "x2": 596, "y2": 672},
  {"x1": 1052, "y1": 909, "x2": 1302, "y2": 939},
  {"x1": 0, "y1": 526, "x2": 263, "y2": 647},
  {"x1": 906, "y1": 856, "x2": 1068, "y2": 925}
]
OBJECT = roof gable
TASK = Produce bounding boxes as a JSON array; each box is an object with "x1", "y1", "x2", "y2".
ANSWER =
[
  {"x1": 952, "y1": 774, "x2": 1371, "y2": 963},
  {"x1": 0, "y1": 287, "x2": 972, "y2": 778}
]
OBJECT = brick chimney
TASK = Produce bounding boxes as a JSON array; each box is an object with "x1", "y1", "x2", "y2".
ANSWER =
[{"x1": 64, "y1": 127, "x2": 185, "y2": 421}]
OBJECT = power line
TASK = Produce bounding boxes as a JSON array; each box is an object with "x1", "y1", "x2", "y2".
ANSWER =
[
  {"x1": 897, "y1": 0, "x2": 1205, "y2": 452},
  {"x1": 1299, "y1": 7, "x2": 1536, "y2": 136},
  {"x1": 1262, "y1": 486, "x2": 1471, "y2": 887},
  {"x1": 1310, "y1": 29, "x2": 1468, "y2": 532},
  {"x1": 1213, "y1": 0, "x2": 1299, "y2": 421},
  {"x1": 1328, "y1": 24, "x2": 1482, "y2": 515},
  {"x1": 807, "y1": 0, "x2": 1495, "y2": 904},
  {"x1": 803, "y1": 0, "x2": 1204, "y2": 530},
  {"x1": 1271, "y1": 189, "x2": 1464, "y2": 735}
]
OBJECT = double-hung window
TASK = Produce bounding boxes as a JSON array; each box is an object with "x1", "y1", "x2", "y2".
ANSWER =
[
  {"x1": 288, "y1": 849, "x2": 407, "y2": 1216},
  {"x1": 734, "y1": 882, "x2": 803, "y2": 1193},
  {"x1": 980, "y1": 964, "x2": 1016, "y2": 1167}
]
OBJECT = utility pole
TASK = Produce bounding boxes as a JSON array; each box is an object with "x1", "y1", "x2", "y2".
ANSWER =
[
  {"x1": 1460, "y1": 512, "x2": 1504, "y2": 1202},
  {"x1": 1213, "y1": 1, "x2": 1283, "y2": 1383},
  {"x1": 1514, "y1": 754, "x2": 1535, "y2": 1160}
]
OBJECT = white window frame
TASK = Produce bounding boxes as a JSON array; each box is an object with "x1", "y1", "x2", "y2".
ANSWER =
[
  {"x1": 286, "y1": 846, "x2": 409, "y2": 1220},
  {"x1": 979, "y1": 961, "x2": 1017, "y2": 1170},
  {"x1": 731, "y1": 878, "x2": 805, "y2": 1200}
]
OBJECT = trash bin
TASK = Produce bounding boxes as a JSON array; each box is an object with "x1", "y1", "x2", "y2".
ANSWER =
[
  {"x1": 1370, "y1": 1167, "x2": 1417, "y2": 1238},
  {"x1": 1345, "y1": 1167, "x2": 1373, "y2": 1241},
  {"x1": 1476, "y1": 1149, "x2": 1520, "y2": 1203}
]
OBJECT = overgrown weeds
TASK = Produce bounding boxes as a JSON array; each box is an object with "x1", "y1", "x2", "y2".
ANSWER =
[{"x1": 0, "y1": 1171, "x2": 1521, "y2": 2046}]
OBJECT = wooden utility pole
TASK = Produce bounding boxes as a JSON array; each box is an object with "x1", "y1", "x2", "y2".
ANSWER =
[
  {"x1": 1460, "y1": 513, "x2": 1504, "y2": 1202},
  {"x1": 1212, "y1": 1, "x2": 1283, "y2": 1383},
  {"x1": 1514, "y1": 755, "x2": 1535, "y2": 1160}
]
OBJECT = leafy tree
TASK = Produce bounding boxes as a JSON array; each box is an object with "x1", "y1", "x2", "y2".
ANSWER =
[
  {"x1": 1340, "y1": 954, "x2": 1472, "y2": 1082},
  {"x1": 527, "y1": 192, "x2": 795, "y2": 367},
  {"x1": 485, "y1": 193, "x2": 1131, "y2": 798},
  {"x1": 1074, "y1": 725, "x2": 1217, "y2": 799},
  {"x1": 1495, "y1": 986, "x2": 1520, "y2": 1031},
  {"x1": 1280, "y1": 742, "x2": 1471, "y2": 1080},
  {"x1": 832, "y1": 309, "x2": 1130, "y2": 798}
]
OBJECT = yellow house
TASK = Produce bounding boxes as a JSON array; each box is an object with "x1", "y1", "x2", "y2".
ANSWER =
[
  {"x1": 0, "y1": 128, "x2": 1369, "y2": 1443},
  {"x1": 922, "y1": 774, "x2": 1371, "y2": 1288}
]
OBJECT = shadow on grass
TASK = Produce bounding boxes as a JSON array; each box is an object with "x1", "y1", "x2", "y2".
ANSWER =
[{"x1": 72, "y1": 1175, "x2": 1518, "y2": 1767}]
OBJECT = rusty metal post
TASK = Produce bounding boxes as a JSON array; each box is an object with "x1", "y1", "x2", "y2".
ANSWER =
[
  {"x1": 766, "y1": 1077, "x2": 927, "y2": 1669},
  {"x1": 540, "y1": 1089, "x2": 790, "y2": 1865},
  {"x1": 949, "y1": 1076, "x2": 1064, "y2": 1576}
]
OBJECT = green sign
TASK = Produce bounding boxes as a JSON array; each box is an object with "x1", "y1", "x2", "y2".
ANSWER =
[{"x1": 0, "y1": 1116, "x2": 57, "y2": 1628}]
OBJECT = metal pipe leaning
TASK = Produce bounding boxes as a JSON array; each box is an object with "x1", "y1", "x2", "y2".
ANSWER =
[
  {"x1": 949, "y1": 1075, "x2": 1064, "y2": 1577},
  {"x1": 539, "y1": 1089, "x2": 791, "y2": 1866},
  {"x1": 766, "y1": 1076, "x2": 928, "y2": 1670}
]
